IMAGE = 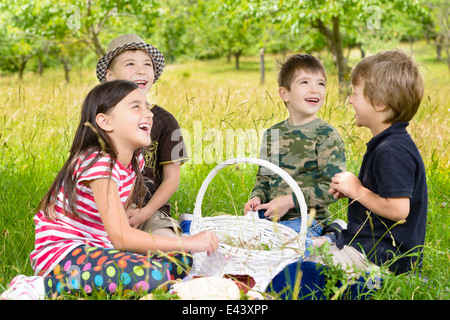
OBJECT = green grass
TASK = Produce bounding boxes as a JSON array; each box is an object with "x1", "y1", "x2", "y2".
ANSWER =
[{"x1": 0, "y1": 41, "x2": 448, "y2": 299}]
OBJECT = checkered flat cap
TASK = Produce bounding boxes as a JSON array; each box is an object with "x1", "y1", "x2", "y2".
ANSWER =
[{"x1": 96, "y1": 34, "x2": 165, "y2": 83}]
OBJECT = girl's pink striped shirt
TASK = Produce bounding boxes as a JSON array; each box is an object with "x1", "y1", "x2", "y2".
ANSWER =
[{"x1": 30, "y1": 151, "x2": 144, "y2": 276}]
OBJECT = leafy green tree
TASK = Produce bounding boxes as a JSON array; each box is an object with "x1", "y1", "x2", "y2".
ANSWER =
[
  {"x1": 425, "y1": 0, "x2": 449, "y2": 70},
  {"x1": 276, "y1": 0, "x2": 431, "y2": 93},
  {"x1": 0, "y1": 0, "x2": 438, "y2": 81},
  {"x1": 0, "y1": 0, "x2": 162, "y2": 80},
  {"x1": 208, "y1": 0, "x2": 263, "y2": 69},
  {"x1": 58, "y1": 0, "x2": 160, "y2": 58},
  {"x1": 147, "y1": 0, "x2": 201, "y2": 63},
  {"x1": 0, "y1": 0, "x2": 49, "y2": 78}
]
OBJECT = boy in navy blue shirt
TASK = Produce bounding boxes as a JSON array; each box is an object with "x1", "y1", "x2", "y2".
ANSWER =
[{"x1": 309, "y1": 50, "x2": 427, "y2": 275}]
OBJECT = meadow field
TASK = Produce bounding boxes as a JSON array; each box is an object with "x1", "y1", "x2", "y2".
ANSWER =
[{"x1": 0, "y1": 41, "x2": 448, "y2": 299}]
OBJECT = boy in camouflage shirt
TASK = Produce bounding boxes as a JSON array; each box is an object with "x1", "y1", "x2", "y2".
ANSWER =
[{"x1": 244, "y1": 54, "x2": 346, "y2": 235}]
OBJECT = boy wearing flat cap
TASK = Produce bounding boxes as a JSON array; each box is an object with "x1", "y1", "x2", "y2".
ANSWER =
[{"x1": 97, "y1": 34, "x2": 188, "y2": 237}]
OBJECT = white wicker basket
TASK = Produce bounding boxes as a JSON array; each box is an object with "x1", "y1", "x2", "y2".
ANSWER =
[{"x1": 189, "y1": 157, "x2": 308, "y2": 291}]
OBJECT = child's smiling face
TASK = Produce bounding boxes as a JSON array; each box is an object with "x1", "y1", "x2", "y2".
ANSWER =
[
  {"x1": 348, "y1": 83, "x2": 392, "y2": 136},
  {"x1": 349, "y1": 84, "x2": 375, "y2": 129},
  {"x1": 105, "y1": 50, "x2": 155, "y2": 95},
  {"x1": 279, "y1": 70, "x2": 326, "y2": 125},
  {"x1": 99, "y1": 89, "x2": 153, "y2": 161}
]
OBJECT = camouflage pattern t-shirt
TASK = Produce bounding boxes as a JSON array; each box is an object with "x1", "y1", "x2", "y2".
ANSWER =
[{"x1": 250, "y1": 118, "x2": 346, "y2": 222}]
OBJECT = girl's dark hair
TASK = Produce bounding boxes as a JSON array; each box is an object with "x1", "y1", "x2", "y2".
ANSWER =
[{"x1": 38, "y1": 80, "x2": 146, "y2": 219}]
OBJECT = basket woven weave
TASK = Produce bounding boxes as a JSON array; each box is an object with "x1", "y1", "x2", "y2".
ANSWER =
[{"x1": 189, "y1": 158, "x2": 308, "y2": 291}]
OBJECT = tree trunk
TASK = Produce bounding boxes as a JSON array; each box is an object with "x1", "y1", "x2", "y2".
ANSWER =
[
  {"x1": 86, "y1": 0, "x2": 112, "y2": 58},
  {"x1": 18, "y1": 58, "x2": 29, "y2": 80},
  {"x1": 331, "y1": 16, "x2": 350, "y2": 95},
  {"x1": 314, "y1": 17, "x2": 351, "y2": 95},
  {"x1": 435, "y1": 34, "x2": 443, "y2": 60},
  {"x1": 447, "y1": 46, "x2": 450, "y2": 72},
  {"x1": 60, "y1": 57, "x2": 71, "y2": 83},
  {"x1": 91, "y1": 31, "x2": 106, "y2": 58},
  {"x1": 260, "y1": 47, "x2": 265, "y2": 84},
  {"x1": 359, "y1": 44, "x2": 366, "y2": 59},
  {"x1": 38, "y1": 58, "x2": 44, "y2": 76},
  {"x1": 63, "y1": 62, "x2": 71, "y2": 84},
  {"x1": 234, "y1": 50, "x2": 242, "y2": 69},
  {"x1": 409, "y1": 37, "x2": 414, "y2": 53}
]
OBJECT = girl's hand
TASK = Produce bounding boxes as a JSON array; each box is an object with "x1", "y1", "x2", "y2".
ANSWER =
[{"x1": 184, "y1": 231, "x2": 219, "y2": 255}]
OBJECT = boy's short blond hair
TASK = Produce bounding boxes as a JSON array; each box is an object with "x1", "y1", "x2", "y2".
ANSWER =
[
  {"x1": 278, "y1": 54, "x2": 327, "y2": 91},
  {"x1": 351, "y1": 50, "x2": 424, "y2": 123}
]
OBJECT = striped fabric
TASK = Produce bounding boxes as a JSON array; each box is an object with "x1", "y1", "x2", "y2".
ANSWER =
[{"x1": 30, "y1": 151, "x2": 144, "y2": 276}]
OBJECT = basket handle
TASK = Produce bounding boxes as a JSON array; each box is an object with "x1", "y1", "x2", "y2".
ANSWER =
[{"x1": 192, "y1": 157, "x2": 308, "y2": 240}]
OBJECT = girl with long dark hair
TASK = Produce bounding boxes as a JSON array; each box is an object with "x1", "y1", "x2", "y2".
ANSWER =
[{"x1": 2, "y1": 80, "x2": 218, "y2": 299}]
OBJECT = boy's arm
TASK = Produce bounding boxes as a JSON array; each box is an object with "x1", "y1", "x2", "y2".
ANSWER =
[
  {"x1": 246, "y1": 169, "x2": 271, "y2": 214},
  {"x1": 127, "y1": 162, "x2": 180, "y2": 228},
  {"x1": 329, "y1": 171, "x2": 409, "y2": 222},
  {"x1": 247, "y1": 128, "x2": 294, "y2": 219},
  {"x1": 250, "y1": 174, "x2": 270, "y2": 204}
]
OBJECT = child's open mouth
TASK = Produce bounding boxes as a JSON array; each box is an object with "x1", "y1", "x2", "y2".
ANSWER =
[
  {"x1": 305, "y1": 97, "x2": 320, "y2": 104},
  {"x1": 135, "y1": 80, "x2": 148, "y2": 89},
  {"x1": 139, "y1": 123, "x2": 151, "y2": 133}
]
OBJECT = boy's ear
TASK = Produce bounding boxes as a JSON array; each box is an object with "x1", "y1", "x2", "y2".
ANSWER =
[
  {"x1": 374, "y1": 103, "x2": 389, "y2": 112},
  {"x1": 278, "y1": 87, "x2": 289, "y2": 102},
  {"x1": 105, "y1": 69, "x2": 114, "y2": 81},
  {"x1": 96, "y1": 113, "x2": 113, "y2": 132},
  {"x1": 374, "y1": 103, "x2": 393, "y2": 122}
]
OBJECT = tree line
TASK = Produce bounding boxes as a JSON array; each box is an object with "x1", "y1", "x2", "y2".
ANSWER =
[{"x1": 0, "y1": 0, "x2": 447, "y2": 92}]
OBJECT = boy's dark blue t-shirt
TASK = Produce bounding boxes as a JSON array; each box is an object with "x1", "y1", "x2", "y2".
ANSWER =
[{"x1": 336, "y1": 122, "x2": 427, "y2": 274}]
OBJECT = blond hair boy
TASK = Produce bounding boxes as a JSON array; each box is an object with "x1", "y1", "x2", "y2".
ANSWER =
[{"x1": 310, "y1": 50, "x2": 427, "y2": 275}]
